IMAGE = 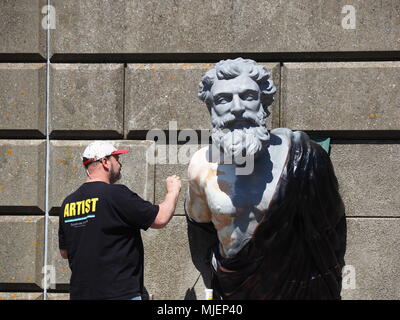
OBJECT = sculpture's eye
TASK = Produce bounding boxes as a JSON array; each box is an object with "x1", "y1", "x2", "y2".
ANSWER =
[
  {"x1": 240, "y1": 90, "x2": 258, "y2": 101},
  {"x1": 214, "y1": 94, "x2": 232, "y2": 104}
]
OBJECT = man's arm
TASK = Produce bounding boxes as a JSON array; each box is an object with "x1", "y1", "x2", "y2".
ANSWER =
[{"x1": 151, "y1": 175, "x2": 181, "y2": 229}]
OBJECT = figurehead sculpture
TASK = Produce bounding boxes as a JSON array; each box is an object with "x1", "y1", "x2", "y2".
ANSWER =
[{"x1": 185, "y1": 58, "x2": 346, "y2": 299}]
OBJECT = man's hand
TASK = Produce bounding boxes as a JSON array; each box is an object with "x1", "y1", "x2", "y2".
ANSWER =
[
  {"x1": 165, "y1": 175, "x2": 182, "y2": 195},
  {"x1": 151, "y1": 175, "x2": 182, "y2": 229}
]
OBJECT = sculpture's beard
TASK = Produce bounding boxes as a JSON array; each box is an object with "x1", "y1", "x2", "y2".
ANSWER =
[{"x1": 211, "y1": 114, "x2": 270, "y2": 164}]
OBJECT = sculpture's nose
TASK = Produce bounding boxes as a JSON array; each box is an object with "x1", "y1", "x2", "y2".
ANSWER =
[{"x1": 231, "y1": 94, "x2": 245, "y2": 117}]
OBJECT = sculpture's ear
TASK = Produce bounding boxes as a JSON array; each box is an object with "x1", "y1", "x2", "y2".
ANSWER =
[{"x1": 261, "y1": 94, "x2": 274, "y2": 115}]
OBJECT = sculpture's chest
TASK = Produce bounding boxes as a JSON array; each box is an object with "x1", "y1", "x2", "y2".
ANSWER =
[{"x1": 203, "y1": 164, "x2": 273, "y2": 216}]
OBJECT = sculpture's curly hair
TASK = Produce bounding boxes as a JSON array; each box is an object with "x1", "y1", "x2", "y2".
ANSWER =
[{"x1": 198, "y1": 58, "x2": 276, "y2": 115}]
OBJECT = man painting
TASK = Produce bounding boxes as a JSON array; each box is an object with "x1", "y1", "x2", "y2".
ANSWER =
[
  {"x1": 185, "y1": 58, "x2": 346, "y2": 299},
  {"x1": 59, "y1": 141, "x2": 181, "y2": 300}
]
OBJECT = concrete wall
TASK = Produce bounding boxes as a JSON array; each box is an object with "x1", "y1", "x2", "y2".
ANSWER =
[{"x1": 0, "y1": 0, "x2": 399, "y2": 300}]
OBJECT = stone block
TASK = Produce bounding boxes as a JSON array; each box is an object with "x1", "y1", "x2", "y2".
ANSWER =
[
  {"x1": 51, "y1": 0, "x2": 400, "y2": 54},
  {"x1": 281, "y1": 62, "x2": 400, "y2": 131},
  {"x1": 50, "y1": 64, "x2": 124, "y2": 137},
  {"x1": 0, "y1": 292, "x2": 43, "y2": 300},
  {"x1": 46, "y1": 217, "x2": 71, "y2": 287},
  {"x1": 330, "y1": 143, "x2": 400, "y2": 217},
  {"x1": 0, "y1": 0, "x2": 46, "y2": 57},
  {"x1": 0, "y1": 64, "x2": 46, "y2": 136},
  {"x1": 142, "y1": 216, "x2": 207, "y2": 300},
  {"x1": 0, "y1": 140, "x2": 46, "y2": 213},
  {"x1": 232, "y1": 0, "x2": 400, "y2": 52},
  {"x1": 125, "y1": 63, "x2": 279, "y2": 135},
  {"x1": 342, "y1": 218, "x2": 400, "y2": 300},
  {"x1": 46, "y1": 293, "x2": 69, "y2": 300},
  {"x1": 0, "y1": 216, "x2": 44, "y2": 288},
  {"x1": 49, "y1": 140, "x2": 155, "y2": 211},
  {"x1": 51, "y1": 0, "x2": 235, "y2": 54}
]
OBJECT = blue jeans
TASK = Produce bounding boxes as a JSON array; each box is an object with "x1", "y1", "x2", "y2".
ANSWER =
[{"x1": 130, "y1": 295, "x2": 142, "y2": 300}]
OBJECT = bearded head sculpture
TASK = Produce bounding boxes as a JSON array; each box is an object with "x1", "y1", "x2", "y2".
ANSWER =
[
  {"x1": 198, "y1": 58, "x2": 276, "y2": 162},
  {"x1": 189, "y1": 58, "x2": 346, "y2": 300}
]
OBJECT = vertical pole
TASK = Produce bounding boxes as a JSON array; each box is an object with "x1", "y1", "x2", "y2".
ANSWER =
[{"x1": 43, "y1": 0, "x2": 52, "y2": 300}]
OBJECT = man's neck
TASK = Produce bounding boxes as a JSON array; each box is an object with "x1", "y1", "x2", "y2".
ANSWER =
[{"x1": 85, "y1": 176, "x2": 110, "y2": 184}]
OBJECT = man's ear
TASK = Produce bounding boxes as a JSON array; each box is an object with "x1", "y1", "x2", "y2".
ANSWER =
[{"x1": 100, "y1": 157, "x2": 110, "y2": 170}]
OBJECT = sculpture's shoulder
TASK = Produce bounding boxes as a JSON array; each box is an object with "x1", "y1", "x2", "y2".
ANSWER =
[
  {"x1": 270, "y1": 128, "x2": 315, "y2": 150},
  {"x1": 270, "y1": 128, "x2": 313, "y2": 143},
  {"x1": 268, "y1": 128, "x2": 326, "y2": 173},
  {"x1": 274, "y1": 128, "x2": 334, "y2": 180},
  {"x1": 270, "y1": 128, "x2": 294, "y2": 145},
  {"x1": 270, "y1": 127, "x2": 294, "y2": 138},
  {"x1": 268, "y1": 128, "x2": 294, "y2": 161},
  {"x1": 188, "y1": 146, "x2": 214, "y2": 186}
]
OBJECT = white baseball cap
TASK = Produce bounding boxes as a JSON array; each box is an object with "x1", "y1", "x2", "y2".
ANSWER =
[{"x1": 82, "y1": 141, "x2": 129, "y2": 166}]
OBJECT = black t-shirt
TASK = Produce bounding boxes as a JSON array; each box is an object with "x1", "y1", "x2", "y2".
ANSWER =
[{"x1": 58, "y1": 181, "x2": 159, "y2": 300}]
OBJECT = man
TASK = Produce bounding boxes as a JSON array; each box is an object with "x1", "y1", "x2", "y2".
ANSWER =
[
  {"x1": 186, "y1": 58, "x2": 346, "y2": 299},
  {"x1": 59, "y1": 141, "x2": 181, "y2": 300}
]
